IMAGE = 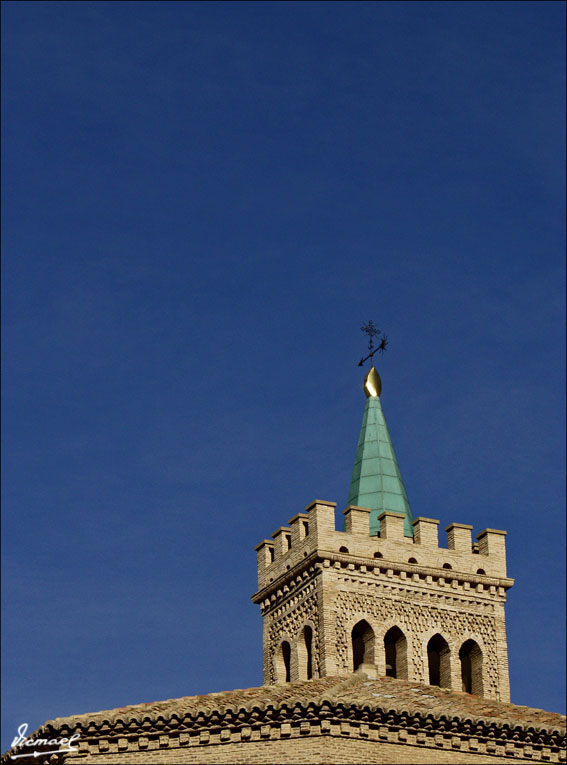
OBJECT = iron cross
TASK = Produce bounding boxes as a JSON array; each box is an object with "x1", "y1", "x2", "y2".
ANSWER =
[{"x1": 358, "y1": 321, "x2": 388, "y2": 366}]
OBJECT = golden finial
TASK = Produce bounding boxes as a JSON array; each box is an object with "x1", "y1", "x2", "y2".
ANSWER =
[{"x1": 364, "y1": 366, "x2": 382, "y2": 397}]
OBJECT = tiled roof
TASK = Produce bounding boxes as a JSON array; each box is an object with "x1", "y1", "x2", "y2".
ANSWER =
[{"x1": 48, "y1": 674, "x2": 565, "y2": 734}]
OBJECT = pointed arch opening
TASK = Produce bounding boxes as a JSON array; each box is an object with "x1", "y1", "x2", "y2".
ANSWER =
[
  {"x1": 384, "y1": 626, "x2": 408, "y2": 679},
  {"x1": 297, "y1": 625, "x2": 314, "y2": 681},
  {"x1": 352, "y1": 620, "x2": 375, "y2": 671},
  {"x1": 460, "y1": 639, "x2": 483, "y2": 695},
  {"x1": 275, "y1": 641, "x2": 291, "y2": 684},
  {"x1": 427, "y1": 634, "x2": 451, "y2": 688}
]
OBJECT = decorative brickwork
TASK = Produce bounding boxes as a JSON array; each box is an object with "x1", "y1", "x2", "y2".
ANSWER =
[
  {"x1": 253, "y1": 501, "x2": 513, "y2": 701},
  {"x1": 4, "y1": 500, "x2": 564, "y2": 765},
  {"x1": 266, "y1": 578, "x2": 319, "y2": 684},
  {"x1": 333, "y1": 589, "x2": 499, "y2": 694},
  {"x1": 3, "y1": 676, "x2": 564, "y2": 765},
  {"x1": 4, "y1": 386, "x2": 564, "y2": 764}
]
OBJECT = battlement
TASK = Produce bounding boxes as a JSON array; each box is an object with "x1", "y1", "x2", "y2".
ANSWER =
[{"x1": 254, "y1": 500, "x2": 510, "y2": 593}]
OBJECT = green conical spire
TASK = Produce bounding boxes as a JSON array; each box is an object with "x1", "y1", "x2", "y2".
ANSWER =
[{"x1": 347, "y1": 367, "x2": 414, "y2": 537}]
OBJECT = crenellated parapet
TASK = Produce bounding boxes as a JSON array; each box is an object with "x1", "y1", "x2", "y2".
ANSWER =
[{"x1": 254, "y1": 500, "x2": 511, "y2": 594}]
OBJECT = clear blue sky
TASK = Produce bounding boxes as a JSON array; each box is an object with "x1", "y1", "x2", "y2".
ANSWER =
[{"x1": 2, "y1": 0, "x2": 565, "y2": 751}]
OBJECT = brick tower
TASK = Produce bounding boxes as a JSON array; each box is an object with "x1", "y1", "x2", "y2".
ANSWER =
[
  {"x1": 252, "y1": 365, "x2": 514, "y2": 701},
  {"x1": 7, "y1": 366, "x2": 564, "y2": 765}
]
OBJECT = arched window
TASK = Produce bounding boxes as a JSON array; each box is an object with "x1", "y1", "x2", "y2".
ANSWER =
[
  {"x1": 476, "y1": 568, "x2": 486, "y2": 575},
  {"x1": 304, "y1": 626, "x2": 313, "y2": 680},
  {"x1": 459, "y1": 639, "x2": 483, "y2": 695},
  {"x1": 352, "y1": 620, "x2": 375, "y2": 671},
  {"x1": 373, "y1": 552, "x2": 383, "y2": 559},
  {"x1": 408, "y1": 557, "x2": 418, "y2": 564},
  {"x1": 275, "y1": 641, "x2": 291, "y2": 684},
  {"x1": 339, "y1": 546, "x2": 349, "y2": 553},
  {"x1": 427, "y1": 634, "x2": 451, "y2": 688},
  {"x1": 442, "y1": 563, "x2": 452, "y2": 570},
  {"x1": 384, "y1": 626, "x2": 408, "y2": 679},
  {"x1": 297, "y1": 625, "x2": 314, "y2": 680}
]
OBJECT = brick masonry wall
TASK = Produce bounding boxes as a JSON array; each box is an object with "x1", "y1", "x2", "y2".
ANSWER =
[
  {"x1": 260, "y1": 561, "x2": 511, "y2": 699},
  {"x1": 255, "y1": 502, "x2": 511, "y2": 592},
  {"x1": 4, "y1": 678, "x2": 564, "y2": 765},
  {"x1": 255, "y1": 501, "x2": 514, "y2": 701},
  {"x1": 61, "y1": 733, "x2": 565, "y2": 765}
]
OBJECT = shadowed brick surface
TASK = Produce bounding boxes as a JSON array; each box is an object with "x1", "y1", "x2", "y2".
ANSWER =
[{"x1": 4, "y1": 675, "x2": 564, "y2": 765}]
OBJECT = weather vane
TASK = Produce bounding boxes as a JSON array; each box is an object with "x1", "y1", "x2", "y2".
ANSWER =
[{"x1": 357, "y1": 320, "x2": 388, "y2": 367}]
